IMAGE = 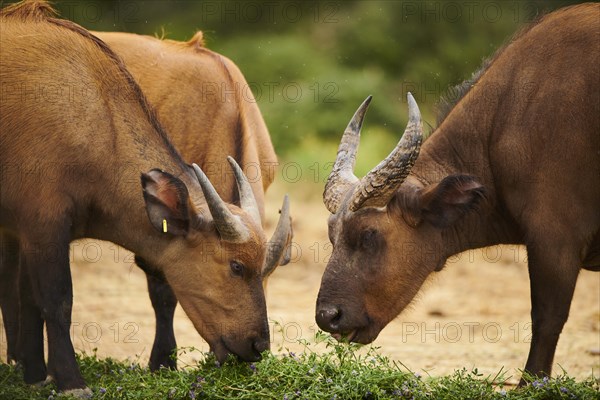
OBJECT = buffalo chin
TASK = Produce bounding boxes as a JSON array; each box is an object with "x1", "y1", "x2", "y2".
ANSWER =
[{"x1": 211, "y1": 337, "x2": 263, "y2": 365}]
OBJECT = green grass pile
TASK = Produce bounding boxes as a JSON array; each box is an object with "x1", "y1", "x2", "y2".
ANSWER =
[{"x1": 1, "y1": 332, "x2": 597, "y2": 399}]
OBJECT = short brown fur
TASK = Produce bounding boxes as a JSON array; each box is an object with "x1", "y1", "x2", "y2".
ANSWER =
[
  {"x1": 1, "y1": 0, "x2": 272, "y2": 392},
  {"x1": 91, "y1": 30, "x2": 289, "y2": 370},
  {"x1": 94, "y1": 31, "x2": 278, "y2": 210},
  {"x1": 317, "y1": 3, "x2": 599, "y2": 385}
]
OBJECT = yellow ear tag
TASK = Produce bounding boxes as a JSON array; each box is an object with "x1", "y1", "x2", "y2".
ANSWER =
[{"x1": 162, "y1": 219, "x2": 168, "y2": 233}]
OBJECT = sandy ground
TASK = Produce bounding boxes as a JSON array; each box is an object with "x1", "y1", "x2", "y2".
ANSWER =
[{"x1": 1, "y1": 184, "x2": 599, "y2": 384}]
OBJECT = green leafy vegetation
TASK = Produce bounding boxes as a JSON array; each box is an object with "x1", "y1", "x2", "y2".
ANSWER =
[{"x1": 1, "y1": 332, "x2": 597, "y2": 399}]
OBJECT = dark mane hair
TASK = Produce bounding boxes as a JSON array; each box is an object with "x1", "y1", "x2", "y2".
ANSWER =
[
  {"x1": 1, "y1": 0, "x2": 184, "y2": 165},
  {"x1": 435, "y1": 58, "x2": 491, "y2": 126}
]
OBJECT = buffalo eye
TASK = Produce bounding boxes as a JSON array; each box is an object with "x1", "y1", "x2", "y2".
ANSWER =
[
  {"x1": 360, "y1": 229, "x2": 378, "y2": 250},
  {"x1": 230, "y1": 261, "x2": 245, "y2": 277}
]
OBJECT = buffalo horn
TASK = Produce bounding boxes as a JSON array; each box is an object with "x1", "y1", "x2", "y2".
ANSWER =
[
  {"x1": 323, "y1": 95, "x2": 372, "y2": 214},
  {"x1": 262, "y1": 194, "x2": 292, "y2": 278},
  {"x1": 192, "y1": 163, "x2": 250, "y2": 242},
  {"x1": 349, "y1": 92, "x2": 423, "y2": 211},
  {"x1": 227, "y1": 156, "x2": 262, "y2": 227}
]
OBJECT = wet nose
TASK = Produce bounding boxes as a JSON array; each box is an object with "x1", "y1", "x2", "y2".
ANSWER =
[{"x1": 316, "y1": 305, "x2": 341, "y2": 331}]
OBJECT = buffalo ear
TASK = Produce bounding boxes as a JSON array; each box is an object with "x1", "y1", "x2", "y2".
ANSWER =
[
  {"x1": 141, "y1": 169, "x2": 191, "y2": 236},
  {"x1": 419, "y1": 175, "x2": 485, "y2": 228}
]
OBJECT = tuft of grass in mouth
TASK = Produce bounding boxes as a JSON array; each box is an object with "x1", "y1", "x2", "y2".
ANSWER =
[{"x1": 0, "y1": 331, "x2": 598, "y2": 399}]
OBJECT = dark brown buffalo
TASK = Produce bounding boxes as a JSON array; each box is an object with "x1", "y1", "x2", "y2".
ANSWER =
[
  {"x1": 0, "y1": 1, "x2": 287, "y2": 395},
  {"x1": 316, "y1": 3, "x2": 599, "y2": 384}
]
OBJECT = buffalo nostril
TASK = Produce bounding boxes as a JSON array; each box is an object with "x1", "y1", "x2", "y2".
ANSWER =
[{"x1": 316, "y1": 306, "x2": 341, "y2": 330}]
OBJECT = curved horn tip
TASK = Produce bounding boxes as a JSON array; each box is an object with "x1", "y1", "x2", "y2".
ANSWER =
[
  {"x1": 226, "y1": 156, "x2": 262, "y2": 227},
  {"x1": 262, "y1": 193, "x2": 293, "y2": 276},
  {"x1": 226, "y1": 156, "x2": 245, "y2": 177},
  {"x1": 346, "y1": 95, "x2": 373, "y2": 136},
  {"x1": 357, "y1": 95, "x2": 373, "y2": 115},
  {"x1": 192, "y1": 163, "x2": 207, "y2": 181},
  {"x1": 226, "y1": 155, "x2": 237, "y2": 167},
  {"x1": 226, "y1": 156, "x2": 244, "y2": 180},
  {"x1": 280, "y1": 194, "x2": 290, "y2": 213},
  {"x1": 406, "y1": 92, "x2": 421, "y2": 123}
]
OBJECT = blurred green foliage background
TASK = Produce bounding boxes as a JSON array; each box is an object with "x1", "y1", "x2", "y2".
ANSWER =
[{"x1": 7, "y1": 0, "x2": 586, "y2": 172}]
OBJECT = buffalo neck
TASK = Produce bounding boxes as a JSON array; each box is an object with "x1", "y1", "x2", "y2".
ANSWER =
[
  {"x1": 410, "y1": 82, "x2": 521, "y2": 259},
  {"x1": 77, "y1": 101, "x2": 200, "y2": 264}
]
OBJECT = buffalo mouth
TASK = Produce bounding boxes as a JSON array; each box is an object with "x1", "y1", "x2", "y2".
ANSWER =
[
  {"x1": 331, "y1": 330, "x2": 358, "y2": 342},
  {"x1": 318, "y1": 311, "x2": 382, "y2": 345},
  {"x1": 211, "y1": 336, "x2": 267, "y2": 364},
  {"x1": 329, "y1": 324, "x2": 381, "y2": 345},
  {"x1": 316, "y1": 301, "x2": 381, "y2": 344}
]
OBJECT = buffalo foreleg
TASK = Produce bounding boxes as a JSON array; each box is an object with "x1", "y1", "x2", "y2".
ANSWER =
[
  {"x1": 521, "y1": 244, "x2": 580, "y2": 385},
  {"x1": 0, "y1": 233, "x2": 20, "y2": 363},
  {"x1": 135, "y1": 256, "x2": 178, "y2": 371},
  {"x1": 19, "y1": 228, "x2": 86, "y2": 392},
  {"x1": 17, "y1": 256, "x2": 47, "y2": 384}
]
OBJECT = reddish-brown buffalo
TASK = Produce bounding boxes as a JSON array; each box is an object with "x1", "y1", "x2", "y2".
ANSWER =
[
  {"x1": 0, "y1": 1, "x2": 287, "y2": 394},
  {"x1": 316, "y1": 4, "x2": 599, "y2": 384},
  {"x1": 91, "y1": 30, "x2": 293, "y2": 371}
]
